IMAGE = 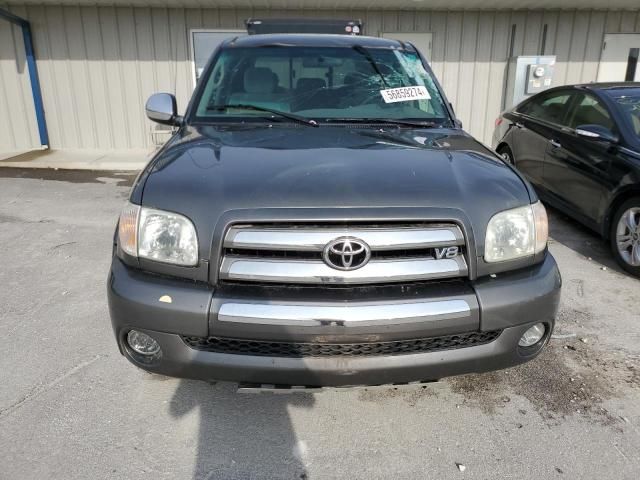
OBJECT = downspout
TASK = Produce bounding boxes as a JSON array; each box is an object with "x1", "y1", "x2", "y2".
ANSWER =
[{"x1": 0, "y1": 8, "x2": 49, "y2": 148}]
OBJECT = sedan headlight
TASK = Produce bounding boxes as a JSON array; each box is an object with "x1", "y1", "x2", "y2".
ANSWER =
[
  {"x1": 485, "y1": 201, "x2": 548, "y2": 262},
  {"x1": 118, "y1": 202, "x2": 198, "y2": 266}
]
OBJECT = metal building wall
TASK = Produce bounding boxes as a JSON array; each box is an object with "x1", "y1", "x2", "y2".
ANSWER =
[
  {"x1": 1, "y1": 7, "x2": 640, "y2": 151},
  {"x1": 0, "y1": 10, "x2": 40, "y2": 152}
]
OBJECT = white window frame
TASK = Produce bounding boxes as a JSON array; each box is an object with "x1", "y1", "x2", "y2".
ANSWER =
[
  {"x1": 381, "y1": 32, "x2": 433, "y2": 62},
  {"x1": 189, "y1": 29, "x2": 245, "y2": 89}
]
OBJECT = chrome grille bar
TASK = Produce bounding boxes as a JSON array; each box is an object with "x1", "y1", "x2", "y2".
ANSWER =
[
  {"x1": 220, "y1": 256, "x2": 467, "y2": 284},
  {"x1": 225, "y1": 225, "x2": 464, "y2": 251},
  {"x1": 219, "y1": 222, "x2": 469, "y2": 285},
  {"x1": 217, "y1": 299, "x2": 471, "y2": 327}
]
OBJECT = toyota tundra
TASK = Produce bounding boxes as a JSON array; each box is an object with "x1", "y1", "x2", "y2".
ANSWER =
[{"x1": 107, "y1": 34, "x2": 561, "y2": 388}]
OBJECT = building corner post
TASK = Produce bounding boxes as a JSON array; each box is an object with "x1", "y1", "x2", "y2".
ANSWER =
[
  {"x1": 0, "y1": 7, "x2": 49, "y2": 149},
  {"x1": 21, "y1": 21, "x2": 49, "y2": 148}
]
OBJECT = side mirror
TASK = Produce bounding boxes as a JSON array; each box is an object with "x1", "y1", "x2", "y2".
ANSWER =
[
  {"x1": 575, "y1": 124, "x2": 618, "y2": 143},
  {"x1": 145, "y1": 93, "x2": 182, "y2": 126}
]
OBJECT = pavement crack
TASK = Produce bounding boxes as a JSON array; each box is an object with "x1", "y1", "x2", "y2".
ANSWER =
[
  {"x1": 0, "y1": 354, "x2": 103, "y2": 420},
  {"x1": 613, "y1": 444, "x2": 629, "y2": 461},
  {"x1": 0, "y1": 213, "x2": 55, "y2": 225},
  {"x1": 51, "y1": 241, "x2": 78, "y2": 250}
]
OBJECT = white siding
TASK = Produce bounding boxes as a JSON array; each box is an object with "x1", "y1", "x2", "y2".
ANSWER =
[
  {"x1": 1, "y1": 7, "x2": 640, "y2": 150},
  {"x1": 0, "y1": 4, "x2": 40, "y2": 151}
]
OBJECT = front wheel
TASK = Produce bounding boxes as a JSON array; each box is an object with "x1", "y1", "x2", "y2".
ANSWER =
[
  {"x1": 610, "y1": 197, "x2": 640, "y2": 277},
  {"x1": 497, "y1": 145, "x2": 515, "y2": 165}
]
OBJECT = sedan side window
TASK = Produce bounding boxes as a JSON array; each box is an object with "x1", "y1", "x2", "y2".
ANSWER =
[
  {"x1": 567, "y1": 94, "x2": 615, "y2": 131},
  {"x1": 518, "y1": 92, "x2": 573, "y2": 126}
]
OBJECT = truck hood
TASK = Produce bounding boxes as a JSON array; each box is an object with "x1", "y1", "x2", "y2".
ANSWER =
[{"x1": 138, "y1": 124, "x2": 533, "y2": 259}]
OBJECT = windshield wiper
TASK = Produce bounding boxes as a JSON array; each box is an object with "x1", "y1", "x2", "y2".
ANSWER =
[
  {"x1": 324, "y1": 118, "x2": 438, "y2": 128},
  {"x1": 351, "y1": 45, "x2": 390, "y2": 88},
  {"x1": 207, "y1": 104, "x2": 318, "y2": 127}
]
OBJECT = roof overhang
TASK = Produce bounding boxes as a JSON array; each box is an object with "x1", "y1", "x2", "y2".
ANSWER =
[{"x1": 6, "y1": 1, "x2": 640, "y2": 10}]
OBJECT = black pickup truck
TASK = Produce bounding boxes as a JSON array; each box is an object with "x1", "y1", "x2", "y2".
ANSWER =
[{"x1": 107, "y1": 34, "x2": 561, "y2": 388}]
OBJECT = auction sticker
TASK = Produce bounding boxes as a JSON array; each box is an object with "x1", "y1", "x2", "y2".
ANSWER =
[{"x1": 380, "y1": 86, "x2": 431, "y2": 103}]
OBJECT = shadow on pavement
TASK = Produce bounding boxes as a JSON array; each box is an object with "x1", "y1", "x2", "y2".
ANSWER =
[
  {"x1": 170, "y1": 380, "x2": 314, "y2": 480},
  {"x1": 546, "y1": 205, "x2": 626, "y2": 275}
]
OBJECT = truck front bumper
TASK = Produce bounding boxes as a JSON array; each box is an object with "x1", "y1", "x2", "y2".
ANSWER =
[{"x1": 108, "y1": 254, "x2": 561, "y2": 387}]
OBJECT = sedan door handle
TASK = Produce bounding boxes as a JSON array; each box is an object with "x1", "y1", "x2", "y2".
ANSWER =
[{"x1": 549, "y1": 139, "x2": 562, "y2": 148}]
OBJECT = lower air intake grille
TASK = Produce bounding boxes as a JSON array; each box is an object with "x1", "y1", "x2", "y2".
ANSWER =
[{"x1": 181, "y1": 330, "x2": 502, "y2": 358}]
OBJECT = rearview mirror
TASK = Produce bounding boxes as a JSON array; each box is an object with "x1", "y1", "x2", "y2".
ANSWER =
[
  {"x1": 575, "y1": 124, "x2": 618, "y2": 143},
  {"x1": 146, "y1": 93, "x2": 182, "y2": 126}
]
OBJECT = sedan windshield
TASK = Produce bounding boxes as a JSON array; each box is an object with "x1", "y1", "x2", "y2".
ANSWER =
[
  {"x1": 611, "y1": 91, "x2": 640, "y2": 141},
  {"x1": 192, "y1": 45, "x2": 450, "y2": 125}
]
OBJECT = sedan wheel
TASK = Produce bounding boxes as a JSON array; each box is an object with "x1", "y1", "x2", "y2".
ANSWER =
[
  {"x1": 498, "y1": 146, "x2": 514, "y2": 165},
  {"x1": 615, "y1": 207, "x2": 640, "y2": 266},
  {"x1": 610, "y1": 198, "x2": 640, "y2": 277}
]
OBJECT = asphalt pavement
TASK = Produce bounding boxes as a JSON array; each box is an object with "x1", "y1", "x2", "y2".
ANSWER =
[{"x1": 0, "y1": 168, "x2": 639, "y2": 480}]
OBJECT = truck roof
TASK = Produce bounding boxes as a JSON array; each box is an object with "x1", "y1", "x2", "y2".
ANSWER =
[
  {"x1": 580, "y1": 82, "x2": 640, "y2": 90},
  {"x1": 224, "y1": 33, "x2": 413, "y2": 50}
]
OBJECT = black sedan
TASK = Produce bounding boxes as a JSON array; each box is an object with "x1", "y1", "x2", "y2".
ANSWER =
[{"x1": 493, "y1": 83, "x2": 640, "y2": 276}]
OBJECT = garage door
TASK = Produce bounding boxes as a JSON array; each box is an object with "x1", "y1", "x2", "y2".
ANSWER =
[{"x1": 597, "y1": 34, "x2": 640, "y2": 82}]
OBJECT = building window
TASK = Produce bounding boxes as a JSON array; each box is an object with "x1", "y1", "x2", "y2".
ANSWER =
[
  {"x1": 190, "y1": 30, "x2": 244, "y2": 87},
  {"x1": 625, "y1": 48, "x2": 639, "y2": 82}
]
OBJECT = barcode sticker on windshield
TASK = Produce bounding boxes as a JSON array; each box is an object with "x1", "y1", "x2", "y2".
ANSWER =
[{"x1": 380, "y1": 86, "x2": 431, "y2": 103}]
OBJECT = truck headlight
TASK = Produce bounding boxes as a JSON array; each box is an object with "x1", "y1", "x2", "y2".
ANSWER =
[
  {"x1": 484, "y1": 201, "x2": 548, "y2": 262},
  {"x1": 118, "y1": 202, "x2": 198, "y2": 266}
]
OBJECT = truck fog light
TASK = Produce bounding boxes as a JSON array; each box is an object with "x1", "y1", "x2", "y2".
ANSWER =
[
  {"x1": 127, "y1": 330, "x2": 161, "y2": 356},
  {"x1": 518, "y1": 323, "x2": 546, "y2": 347}
]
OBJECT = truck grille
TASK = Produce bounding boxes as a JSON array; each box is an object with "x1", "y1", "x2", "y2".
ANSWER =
[
  {"x1": 182, "y1": 330, "x2": 501, "y2": 357},
  {"x1": 219, "y1": 223, "x2": 468, "y2": 285}
]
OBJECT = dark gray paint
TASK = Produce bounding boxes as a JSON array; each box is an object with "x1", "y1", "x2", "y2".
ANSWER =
[
  {"x1": 113, "y1": 322, "x2": 551, "y2": 386},
  {"x1": 108, "y1": 34, "x2": 560, "y2": 385},
  {"x1": 133, "y1": 125, "x2": 536, "y2": 281}
]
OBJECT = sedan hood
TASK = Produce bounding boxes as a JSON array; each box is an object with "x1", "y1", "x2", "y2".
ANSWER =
[{"x1": 138, "y1": 124, "x2": 533, "y2": 259}]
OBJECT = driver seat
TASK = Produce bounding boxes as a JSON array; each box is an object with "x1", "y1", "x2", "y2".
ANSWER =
[{"x1": 228, "y1": 67, "x2": 290, "y2": 111}]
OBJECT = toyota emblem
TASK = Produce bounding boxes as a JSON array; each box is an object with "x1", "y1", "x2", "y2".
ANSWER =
[{"x1": 322, "y1": 237, "x2": 371, "y2": 271}]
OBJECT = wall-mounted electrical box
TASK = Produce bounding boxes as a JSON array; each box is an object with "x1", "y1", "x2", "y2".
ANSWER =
[{"x1": 505, "y1": 55, "x2": 556, "y2": 109}]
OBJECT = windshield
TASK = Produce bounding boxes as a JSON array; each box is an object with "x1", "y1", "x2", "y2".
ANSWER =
[
  {"x1": 192, "y1": 45, "x2": 450, "y2": 124},
  {"x1": 611, "y1": 90, "x2": 640, "y2": 141}
]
